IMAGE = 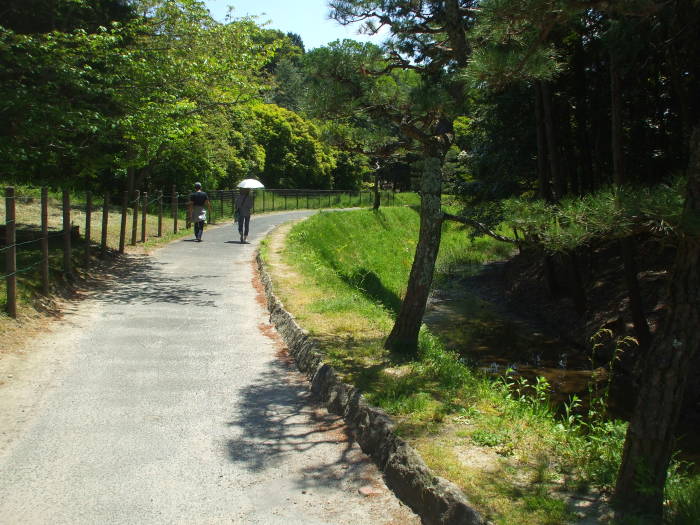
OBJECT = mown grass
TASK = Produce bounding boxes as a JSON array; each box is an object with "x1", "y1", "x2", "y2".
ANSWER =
[{"x1": 263, "y1": 206, "x2": 700, "y2": 525}]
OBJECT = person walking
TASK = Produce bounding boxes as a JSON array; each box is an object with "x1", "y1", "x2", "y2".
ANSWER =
[
  {"x1": 235, "y1": 188, "x2": 254, "y2": 243},
  {"x1": 188, "y1": 182, "x2": 212, "y2": 242}
]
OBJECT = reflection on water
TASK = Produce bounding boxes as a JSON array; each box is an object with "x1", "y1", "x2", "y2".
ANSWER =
[{"x1": 424, "y1": 284, "x2": 602, "y2": 404}]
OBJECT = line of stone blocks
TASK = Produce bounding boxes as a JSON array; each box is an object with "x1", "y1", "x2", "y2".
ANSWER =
[{"x1": 256, "y1": 252, "x2": 484, "y2": 525}]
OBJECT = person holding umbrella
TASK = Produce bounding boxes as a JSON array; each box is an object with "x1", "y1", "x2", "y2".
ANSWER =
[{"x1": 235, "y1": 179, "x2": 263, "y2": 243}]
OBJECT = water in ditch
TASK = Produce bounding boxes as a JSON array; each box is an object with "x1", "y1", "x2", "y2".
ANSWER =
[{"x1": 423, "y1": 266, "x2": 604, "y2": 406}]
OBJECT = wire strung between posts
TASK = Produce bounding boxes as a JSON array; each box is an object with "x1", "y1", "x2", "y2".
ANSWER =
[
  {"x1": 1, "y1": 258, "x2": 46, "y2": 279},
  {"x1": 0, "y1": 230, "x2": 74, "y2": 253}
]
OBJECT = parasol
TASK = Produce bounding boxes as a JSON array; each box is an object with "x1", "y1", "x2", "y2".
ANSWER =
[{"x1": 237, "y1": 179, "x2": 265, "y2": 189}]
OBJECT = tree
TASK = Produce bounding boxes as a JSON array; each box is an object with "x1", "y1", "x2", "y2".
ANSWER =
[
  {"x1": 247, "y1": 103, "x2": 335, "y2": 188},
  {"x1": 465, "y1": 0, "x2": 700, "y2": 516},
  {"x1": 330, "y1": 1, "x2": 477, "y2": 352},
  {"x1": 0, "y1": 0, "x2": 136, "y2": 34},
  {"x1": 0, "y1": 0, "x2": 280, "y2": 190},
  {"x1": 117, "y1": 1, "x2": 280, "y2": 192},
  {"x1": 615, "y1": 127, "x2": 700, "y2": 517}
]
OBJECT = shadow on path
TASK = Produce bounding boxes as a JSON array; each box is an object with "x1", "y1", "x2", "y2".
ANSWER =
[
  {"x1": 91, "y1": 255, "x2": 221, "y2": 307},
  {"x1": 224, "y1": 357, "x2": 376, "y2": 491}
]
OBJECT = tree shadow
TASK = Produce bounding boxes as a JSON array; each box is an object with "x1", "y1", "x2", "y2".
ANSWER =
[
  {"x1": 337, "y1": 268, "x2": 402, "y2": 314},
  {"x1": 90, "y1": 255, "x2": 221, "y2": 307},
  {"x1": 224, "y1": 357, "x2": 377, "y2": 491}
]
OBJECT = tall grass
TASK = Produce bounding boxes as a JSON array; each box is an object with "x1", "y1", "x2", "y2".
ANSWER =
[{"x1": 272, "y1": 206, "x2": 697, "y2": 524}]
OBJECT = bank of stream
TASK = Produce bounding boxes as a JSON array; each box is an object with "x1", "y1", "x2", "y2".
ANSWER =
[
  {"x1": 425, "y1": 265, "x2": 601, "y2": 408},
  {"x1": 424, "y1": 262, "x2": 700, "y2": 470}
]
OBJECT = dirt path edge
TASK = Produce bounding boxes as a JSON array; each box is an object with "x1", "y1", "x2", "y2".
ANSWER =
[{"x1": 255, "y1": 250, "x2": 484, "y2": 525}]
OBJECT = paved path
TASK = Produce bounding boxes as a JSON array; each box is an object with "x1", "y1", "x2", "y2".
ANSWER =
[{"x1": 0, "y1": 212, "x2": 418, "y2": 525}]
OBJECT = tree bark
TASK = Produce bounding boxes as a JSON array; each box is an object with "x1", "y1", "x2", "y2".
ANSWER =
[
  {"x1": 385, "y1": 155, "x2": 443, "y2": 353},
  {"x1": 540, "y1": 81, "x2": 565, "y2": 200},
  {"x1": 373, "y1": 169, "x2": 381, "y2": 210},
  {"x1": 534, "y1": 81, "x2": 553, "y2": 203},
  {"x1": 535, "y1": 81, "x2": 560, "y2": 296},
  {"x1": 615, "y1": 127, "x2": 700, "y2": 518},
  {"x1": 573, "y1": 38, "x2": 595, "y2": 192},
  {"x1": 611, "y1": 50, "x2": 652, "y2": 352}
]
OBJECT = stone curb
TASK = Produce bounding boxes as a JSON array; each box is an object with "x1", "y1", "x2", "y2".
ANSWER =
[{"x1": 256, "y1": 251, "x2": 484, "y2": 525}]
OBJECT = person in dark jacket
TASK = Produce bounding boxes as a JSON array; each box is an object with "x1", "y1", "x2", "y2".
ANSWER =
[
  {"x1": 188, "y1": 182, "x2": 211, "y2": 242},
  {"x1": 234, "y1": 188, "x2": 254, "y2": 243}
]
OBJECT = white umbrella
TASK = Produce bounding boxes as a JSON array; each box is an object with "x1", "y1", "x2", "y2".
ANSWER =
[{"x1": 237, "y1": 178, "x2": 265, "y2": 189}]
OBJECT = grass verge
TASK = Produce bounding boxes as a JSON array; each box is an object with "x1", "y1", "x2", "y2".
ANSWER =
[{"x1": 261, "y1": 207, "x2": 699, "y2": 525}]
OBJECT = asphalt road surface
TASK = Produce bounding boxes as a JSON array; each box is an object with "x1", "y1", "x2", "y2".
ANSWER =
[{"x1": 0, "y1": 211, "x2": 418, "y2": 525}]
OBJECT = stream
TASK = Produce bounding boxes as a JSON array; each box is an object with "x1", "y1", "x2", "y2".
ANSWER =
[
  {"x1": 424, "y1": 268, "x2": 606, "y2": 407},
  {"x1": 424, "y1": 265, "x2": 700, "y2": 469}
]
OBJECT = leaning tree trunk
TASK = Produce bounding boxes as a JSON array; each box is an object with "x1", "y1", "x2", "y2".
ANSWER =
[
  {"x1": 614, "y1": 127, "x2": 700, "y2": 517},
  {"x1": 384, "y1": 155, "x2": 443, "y2": 353}
]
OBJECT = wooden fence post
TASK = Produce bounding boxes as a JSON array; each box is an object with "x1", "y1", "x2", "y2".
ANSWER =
[
  {"x1": 219, "y1": 192, "x2": 224, "y2": 218},
  {"x1": 62, "y1": 190, "x2": 72, "y2": 279},
  {"x1": 5, "y1": 187, "x2": 17, "y2": 317},
  {"x1": 85, "y1": 190, "x2": 92, "y2": 268},
  {"x1": 141, "y1": 191, "x2": 148, "y2": 243},
  {"x1": 119, "y1": 190, "x2": 128, "y2": 254},
  {"x1": 262, "y1": 191, "x2": 265, "y2": 213},
  {"x1": 157, "y1": 190, "x2": 163, "y2": 237},
  {"x1": 306, "y1": 193, "x2": 309, "y2": 209},
  {"x1": 172, "y1": 185, "x2": 178, "y2": 233},
  {"x1": 131, "y1": 190, "x2": 139, "y2": 245},
  {"x1": 101, "y1": 193, "x2": 109, "y2": 258},
  {"x1": 271, "y1": 192, "x2": 275, "y2": 211},
  {"x1": 231, "y1": 190, "x2": 236, "y2": 218},
  {"x1": 41, "y1": 188, "x2": 49, "y2": 294}
]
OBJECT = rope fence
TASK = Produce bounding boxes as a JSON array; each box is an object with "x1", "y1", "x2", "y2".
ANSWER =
[{"x1": 3, "y1": 185, "x2": 399, "y2": 317}]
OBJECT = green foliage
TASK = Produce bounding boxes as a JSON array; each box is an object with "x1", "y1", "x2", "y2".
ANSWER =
[
  {"x1": 1, "y1": 0, "x2": 137, "y2": 34},
  {"x1": 501, "y1": 180, "x2": 687, "y2": 252},
  {"x1": 247, "y1": 103, "x2": 335, "y2": 188},
  {"x1": 466, "y1": 0, "x2": 569, "y2": 86},
  {"x1": 665, "y1": 468, "x2": 700, "y2": 525},
  {"x1": 330, "y1": 151, "x2": 369, "y2": 190},
  {"x1": 1, "y1": 0, "x2": 281, "y2": 189}
]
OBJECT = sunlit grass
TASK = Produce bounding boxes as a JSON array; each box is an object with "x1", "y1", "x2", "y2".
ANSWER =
[{"x1": 263, "y1": 205, "x2": 698, "y2": 524}]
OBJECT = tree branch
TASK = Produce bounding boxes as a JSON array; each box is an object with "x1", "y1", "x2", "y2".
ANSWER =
[{"x1": 442, "y1": 212, "x2": 518, "y2": 244}]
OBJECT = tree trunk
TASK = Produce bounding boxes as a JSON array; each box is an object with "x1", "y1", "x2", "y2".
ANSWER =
[
  {"x1": 126, "y1": 166, "x2": 135, "y2": 197},
  {"x1": 373, "y1": 170, "x2": 381, "y2": 210},
  {"x1": 385, "y1": 155, "x2": 443, "y2": 353},
  {"x1": 615, "y1": 127, "x2": 700, "y2": 518},
  {"x1": 534, "y1": 82, "x2": 553, "y2": 203},
  {"x1": 573, "y1": 38, "x2": 595, "y2": 193},
  {"x1": 534, "y1": 82, "x2": 559, "y2": 296},
  {"x1": 540, "y1": 81, "x2": 565, "y2": 200},
  {"x1": 611, "y1": 50, "x2": 652, "y2": 352}
]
